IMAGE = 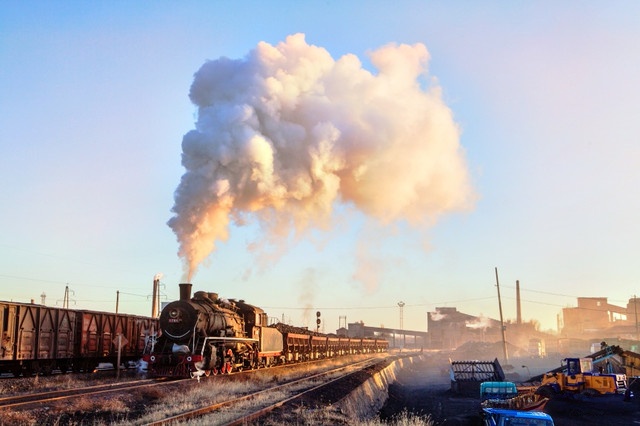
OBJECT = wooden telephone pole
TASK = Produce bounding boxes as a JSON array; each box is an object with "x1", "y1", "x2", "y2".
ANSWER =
[{"x1": 495, "y1": 267, "x2": 509, "y2": 363}]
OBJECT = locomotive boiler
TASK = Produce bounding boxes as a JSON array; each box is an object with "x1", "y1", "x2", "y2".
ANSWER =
[{"x1": 144, "y1": 283, "x2": 389, "y2": 378}]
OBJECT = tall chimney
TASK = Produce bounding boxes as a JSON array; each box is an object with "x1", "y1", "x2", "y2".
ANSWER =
[
  {"x1": 516, "y1": 280, "x2": 522, "y2": 325},
  {"x1": 179, "y1": 283, "x2": 193, "y2": 301},
  {"x1": 152, "y1": 277, "x2": 159, "y2": 318}
]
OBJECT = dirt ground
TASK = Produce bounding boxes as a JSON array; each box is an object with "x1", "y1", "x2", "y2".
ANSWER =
[{"x1": 378, "y1": 355, "x2": 640, "y2": 426}]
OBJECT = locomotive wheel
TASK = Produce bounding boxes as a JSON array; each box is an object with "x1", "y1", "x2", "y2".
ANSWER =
[
  {"x1": 204, "y1": 369, "x2": 211, "y2": 377},
  {"x1": 225, "y1": 362, "x2": 233, "y2": 373},
  {"x1": 212, "y1": 368, "x2": 219, "y2": 375}
]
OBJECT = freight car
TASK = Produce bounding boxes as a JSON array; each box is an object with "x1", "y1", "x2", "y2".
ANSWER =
[
  {"x1": 143, "y1": 283, "x2": 388, "y2": 378},
  {"x1": 0, "y1": 300, "x2": 158, "y2": 376}
]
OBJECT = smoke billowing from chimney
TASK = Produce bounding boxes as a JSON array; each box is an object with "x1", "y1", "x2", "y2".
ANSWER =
[
  {"x1": 466, "y1": 315, "x2": 491, "y2": 330},
  {"x1": 430, "y1": 309, "x2": 448, "y2": 321},
  {"x1": 169, "y1": 34, "x2": 476, "y2": 280}
]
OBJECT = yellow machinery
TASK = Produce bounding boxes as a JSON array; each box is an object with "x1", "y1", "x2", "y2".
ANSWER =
[{"x1": 537, "y1": 357, "x2": 627, "y2": 397}]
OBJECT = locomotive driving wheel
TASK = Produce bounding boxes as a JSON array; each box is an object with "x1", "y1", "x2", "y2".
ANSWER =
[{"x1": 219, "y1": 362, "x2": 228, "y2": 374}]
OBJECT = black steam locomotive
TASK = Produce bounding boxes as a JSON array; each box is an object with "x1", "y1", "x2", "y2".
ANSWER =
[{"x1": 143, "y1": 283, "x2": 388, "y2": 378}]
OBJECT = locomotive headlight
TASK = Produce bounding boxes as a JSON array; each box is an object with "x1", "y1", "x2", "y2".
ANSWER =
[{"x1": 168, "y1": 309, "x2": 181, "y2": 323}]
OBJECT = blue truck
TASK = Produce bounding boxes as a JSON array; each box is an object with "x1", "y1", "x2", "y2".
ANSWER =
[
  {"x1": 481, "y1": 408, "x2": 555, "y2": 426},
  {"x1": 480, "y1": 382, "x2": 554, "y2": 425}
]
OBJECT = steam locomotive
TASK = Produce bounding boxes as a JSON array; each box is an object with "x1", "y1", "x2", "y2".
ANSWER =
[{"x1": 143, "y1": 283, "x2": 388, "y2": 378}]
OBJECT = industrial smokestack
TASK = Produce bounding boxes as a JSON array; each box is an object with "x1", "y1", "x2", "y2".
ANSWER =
[
  {"x1": 152, "y1": 277, "x2": 159, "y2": 318},
  {"x1": 179, "y1": 283, "x2": 192, "y2": 301},
  {"x1": 152, "y1": 273, "x2": 163, "y2": 318},
  {"x1": 516, "y1": 280, "x2": 522, "y2": 325}
]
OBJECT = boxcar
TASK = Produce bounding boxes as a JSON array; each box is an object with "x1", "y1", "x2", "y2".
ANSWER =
[{"x1": 0, "y1": 300, "x2": 157, "y2": 376}]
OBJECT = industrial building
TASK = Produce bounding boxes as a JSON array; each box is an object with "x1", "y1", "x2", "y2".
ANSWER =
[{"x1": 339, "y1": 294, "x2": 640, "y2": 357}]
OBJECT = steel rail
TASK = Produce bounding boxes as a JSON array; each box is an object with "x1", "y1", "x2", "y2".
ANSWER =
[
  {"x1": 0, "y1": 377, "x2": 178, "y2": 409},
  {"x1": 144, "y1": 357, "x2": 381, "y2": 426}
]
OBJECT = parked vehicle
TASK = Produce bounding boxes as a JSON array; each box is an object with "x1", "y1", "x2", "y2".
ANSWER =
[
  {"x1": 481, "y1": 381, "x2": 549, "y2": 411},
  {"x1": 481, "y1": 408, "x2": 554, "y2": 426},
  {"x1": 536, "y1": 357, "x2": 627, "y2": 397}
]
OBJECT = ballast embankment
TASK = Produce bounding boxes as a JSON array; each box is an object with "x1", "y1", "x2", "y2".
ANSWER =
[{"x1": 334, "y1": 354, "x2": 424, "y2": 420}]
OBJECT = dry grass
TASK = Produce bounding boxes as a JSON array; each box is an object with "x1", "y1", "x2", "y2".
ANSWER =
[
  {"x1": 1, "y1": 354, "x2": 406, "y2": 425},
  {"x1": 0, "y1": 369, "x2": 143, "y2": 396},
  {"x1": 129, "y1": 355, "x2": 427, "y2": 426},
  {"x1": 360, "y1": 410, "x2": 435, "y2": 426},
  {"x1": 1, "y1": 389, "x2": 134, "y2": 426},
  {"x1": 0, "y1": 410, "x2": 38, "y2": 426}
]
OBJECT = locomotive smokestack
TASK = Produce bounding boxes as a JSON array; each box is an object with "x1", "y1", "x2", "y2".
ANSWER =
[{"x1": 179, "y1": 283, "x2": 192, "y2": 301}]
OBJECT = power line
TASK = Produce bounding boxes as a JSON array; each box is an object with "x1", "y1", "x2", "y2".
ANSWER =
[
  {"x1": 501, "y1": 284, "x2": 633, "y2": 304},
  {"x1": 263, "y1": 296, "x2": 496, "y2": 311},
  {"x1": 0, "y1": 273, "x2": 149, "y2": 291}
]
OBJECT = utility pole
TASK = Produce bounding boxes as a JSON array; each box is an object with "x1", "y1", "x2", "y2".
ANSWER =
[
  {"x1": 635, "y1": 294, "x2": 638, "y2": 342},
  {"x1": 398, "y1": 301, "x2": 406, "y2": 348},
  {"x1": 398, "y1": 301, "x2": 405, "y2": 330},
  {"x1": 516, "y1": 280, "x2": 522, "y2": 325},
  {"x1": 495, "y1": 267, "x2": 509, "y2": 363},
  {"x1": 339, "y1": 315, "x2": 347, "y2": 330},
  {"x1": 116, "y1": 290, "x2": 120, "y2": 314}
]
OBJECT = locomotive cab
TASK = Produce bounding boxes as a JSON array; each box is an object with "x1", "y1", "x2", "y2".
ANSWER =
[{"x1": 235, "y1": 299, "x2": 268, "y2": 337}]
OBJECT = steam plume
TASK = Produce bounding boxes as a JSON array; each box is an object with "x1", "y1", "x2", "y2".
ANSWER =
[
  {"x1": 430, "y1": 309, "x2": 448, "y2": 321},
  {"x1": 169, "y1": 34, "x2": 475, "y2": 279},
  {"x1": 466, "y1": 315, "x2": 492, "y2": 330}
]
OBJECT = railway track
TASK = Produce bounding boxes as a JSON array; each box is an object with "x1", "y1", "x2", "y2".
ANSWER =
[
  {"x1": 0, "y1": 354, "x2": 394, "y2": 425},
  {"x1": 0, "y1": 377, "x2": 177, "y2": 409},
  {"x1": 145, "y1": 356, "x2": 389, "y2": 425}
]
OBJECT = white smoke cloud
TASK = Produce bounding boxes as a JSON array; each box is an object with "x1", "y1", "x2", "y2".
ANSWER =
[
  {"x1": 168, "y1": 33, "x2": 475, "y2": 280},
  {"x1": 466, "y1": 315, "x2": 492, "y2": 330},
  {"x1": 430, "y1": 309, "x2": 448, "y2": 321}
]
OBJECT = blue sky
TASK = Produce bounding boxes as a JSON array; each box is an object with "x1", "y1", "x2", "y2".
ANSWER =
[{"x1": 1, "y1": 1, "x2": 639, "y2": 334}]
